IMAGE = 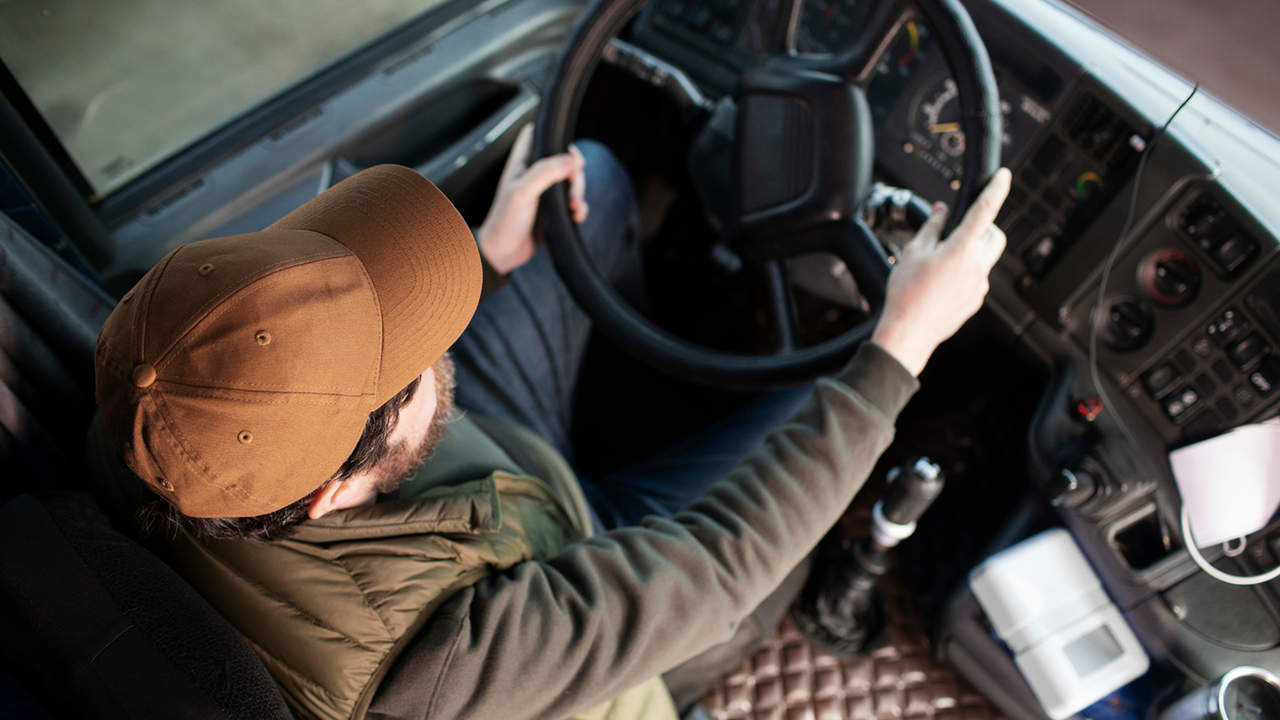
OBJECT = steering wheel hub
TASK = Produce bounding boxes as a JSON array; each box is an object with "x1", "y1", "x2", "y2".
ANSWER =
[{"x1": 735, "y1": 65, "x2": 873, "y2": 238}]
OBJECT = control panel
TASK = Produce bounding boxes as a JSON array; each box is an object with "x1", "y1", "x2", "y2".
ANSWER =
[
  {"x1": 997, "y1": 89, "x2": 1143, "y2": 289},
  {"x1": 1066, "y1": 184, "x2": 1278, "y2": 447}
]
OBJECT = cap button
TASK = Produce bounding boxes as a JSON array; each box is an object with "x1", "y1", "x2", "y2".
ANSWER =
[{"x1": 132, "y1": 363, "x2": 158, "y2": 388}]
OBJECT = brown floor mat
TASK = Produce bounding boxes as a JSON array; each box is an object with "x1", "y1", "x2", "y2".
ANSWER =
[
  {"x1": 700, "y1": 608, "x2": 1001, "y2": 720},
  {"x1": 700, "y1": 502, "x2": 1004, "y2": 720}
]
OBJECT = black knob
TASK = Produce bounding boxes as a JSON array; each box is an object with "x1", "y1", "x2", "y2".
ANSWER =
[
  {"x1": 1100, "y1": 297, "x2": 1154, "y2": 352},
  {"x1": 882, "y1": 458, "x2": 945, "y2": 526},
  {"x1": 1180, "y1": 196, "x2": 1224, "y2": 238},
  {"x1": 1048, "y1": 467, "x2": 1096, "y2": 508},
  {"x1": 1141, "y1": 249, "x2": 1201, "y2": 306}
]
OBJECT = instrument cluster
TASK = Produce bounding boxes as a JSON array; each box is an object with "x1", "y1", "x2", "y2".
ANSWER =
[{"x1": 646, "y1": 0, "x2": 1057, "y2": 202}]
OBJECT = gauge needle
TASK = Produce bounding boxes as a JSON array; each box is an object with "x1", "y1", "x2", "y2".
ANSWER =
[{"x1": 929, "y1": 122, "x2": 961, "y2": 134}]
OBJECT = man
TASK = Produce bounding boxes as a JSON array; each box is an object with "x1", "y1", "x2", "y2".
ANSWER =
[{"x1": 89, "y1": 122, "x2": 1010, "y2": 720}]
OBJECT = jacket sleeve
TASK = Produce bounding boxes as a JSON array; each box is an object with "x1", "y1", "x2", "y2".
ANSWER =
[{"x1": 368, "y1": 343, "x2": 919, "y2": 720}]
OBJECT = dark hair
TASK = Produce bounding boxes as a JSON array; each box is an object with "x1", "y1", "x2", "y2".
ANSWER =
[{"x1": 139, "y1": 376, "x2": 422, "y2": 543}]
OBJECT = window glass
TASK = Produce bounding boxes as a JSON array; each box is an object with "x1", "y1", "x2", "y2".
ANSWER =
[
  {"x1": 0, "y1": 0, "x2": 445, "y2": 197},
  {"x1": 1067, "y1": 0, "x2": 1280, "y2": 136}
]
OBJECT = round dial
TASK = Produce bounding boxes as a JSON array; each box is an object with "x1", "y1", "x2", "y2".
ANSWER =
[
  {"x1": 907, "y1": 76, "x2": 1012, "y2": 182},
  {"x1": 1099, "y1": 297, "x2": 1155, "y2": 353},
  {"x1": 1139, "y1": 249, "x2": 1202, "y2": 307}
]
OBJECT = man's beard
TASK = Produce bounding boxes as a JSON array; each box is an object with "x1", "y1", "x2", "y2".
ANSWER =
[{"x1": 372, "y1": 353, "x2": 457, "y2": 495}]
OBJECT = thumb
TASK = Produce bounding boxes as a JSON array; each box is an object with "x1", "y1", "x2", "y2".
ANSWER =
[
  {"x1": 500, "y1": 123, "x2": 534, "y2": 185},
  {"x1": 911, "y1": 202, "x2": 948, "y2": 251},
  {"x1": 516, "y1": 153, "x2": 579, "y2": 200}
]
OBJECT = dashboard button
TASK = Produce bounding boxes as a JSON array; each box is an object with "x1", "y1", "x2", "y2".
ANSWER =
[
  {"x1": 1032, "y1": 136, "x2": 1064, "y2": 176},
  {"x1": 1234, "y1": 385, "x2": 1258, "y2": 407},
  {"x1": 1141, "y1": 363, "x2": 1179, "y2": 397},
  {"x1": 1207, "y1": 308, "x2": 1249, "y2": 345},
  {"x1": 1215, "y1": 397, "x2": 1239, "y2": 423},
  {"x1": 1180, "y1": 195, "x2": 1225, "y2": 241},
  {"x1": 1162, "y1": 386, "x2": 1200, "y2": 421},
  {"x1": 1249, "y1": 357, "x2": 1279, "y2": 396},
  {"x1": 1022, "y1": 235, "x2": 1057, "y2": 277},
  {"x1": 1194, "y1": 372, "x2": 1217, "y2": 395},
  {"x1": 1041, "y1": 187, "x2": 1066, "y2": 210},
  {"x1": 1213, "y1": 358, "x2": 1236, "y2": 383},
  {"x1": 1227, "y1": 333, "x2": 1269, "y2": 369},
  {"x1": 1191, "y1": 337, "x2": 1214, "y2": 358},
  {"x1": 1212, "y1": 234, "x2": 1257, "y2": 275}
]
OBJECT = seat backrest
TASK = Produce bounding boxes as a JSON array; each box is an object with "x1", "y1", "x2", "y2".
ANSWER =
[
  {"x1": 0, "y1": 212, "x2": 293, "y2": 719},
  {"x1": 0, "y1": 492, "x2": 294, "y2": 720},
  {"x1": 0, "y1": 210, "x2": 110, "y2": 496}
]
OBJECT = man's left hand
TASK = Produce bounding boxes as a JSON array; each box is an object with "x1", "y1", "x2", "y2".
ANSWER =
[{"x1": 475, "y1": 123, "x2": 587, "y2": 275}]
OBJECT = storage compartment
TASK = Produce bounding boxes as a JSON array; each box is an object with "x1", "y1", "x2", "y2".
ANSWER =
[
  {"x1": 342, "y1": 80, "x2": 520, "y2": 169},
  {"x1": 1110, "y1": 505, "x2": 1182, "y2": 572}
]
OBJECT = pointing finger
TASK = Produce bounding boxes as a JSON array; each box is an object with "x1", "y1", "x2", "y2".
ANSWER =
[{"x1": 951, "y1": 167, "x2": 1012, "y2": 242}]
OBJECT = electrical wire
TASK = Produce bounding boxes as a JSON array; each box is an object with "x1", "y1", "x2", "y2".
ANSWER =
[
  {"x1": 1181, "y1": 506, "x2": 1280, "y2": 586},
  {"x1": 1086, "y1": 82, "x2": 1199, "y2": 456}
]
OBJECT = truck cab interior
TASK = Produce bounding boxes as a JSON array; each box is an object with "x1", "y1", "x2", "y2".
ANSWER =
[{"x1": 2, "y1": 1, "x2": 1279, "y2": 718}]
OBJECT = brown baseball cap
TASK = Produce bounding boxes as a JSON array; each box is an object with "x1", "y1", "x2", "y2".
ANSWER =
[{"x1": 94, "y1": 165, "x2": 481, "y2": 518}]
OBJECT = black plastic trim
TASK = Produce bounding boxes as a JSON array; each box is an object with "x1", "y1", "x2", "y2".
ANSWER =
[{"x1": 0, "y1": 64, "x2": 113, "y2": 268}]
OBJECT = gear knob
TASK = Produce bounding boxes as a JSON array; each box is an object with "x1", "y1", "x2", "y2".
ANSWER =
[{"x1": 872, "y1": 457, "x2": 945, "y2": 548}]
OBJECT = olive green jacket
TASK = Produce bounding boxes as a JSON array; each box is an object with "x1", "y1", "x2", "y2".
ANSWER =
[
  {"x1": 90, "y1": 343, "x2": 916, "y2": 720},
  {"x1": 87, "y1": 406, "x2": 679, "y2": 720}
]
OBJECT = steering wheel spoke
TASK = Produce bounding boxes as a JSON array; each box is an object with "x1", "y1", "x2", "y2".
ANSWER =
[
  {"x1": 811, "y1": 219, "x2": 893, "y2": 310},
  {"x1": 761, "y1": 261, "x2": 800, "y2": 354},
  {"x1": 739, "y1": 219, "x2": 891, "y2": 312},
  {"x1": 772, "y1": 0, "x2": 913, "y2": 85},
  {"x1": 841, "y1": 0, "x2": 915, "y2": 85}
]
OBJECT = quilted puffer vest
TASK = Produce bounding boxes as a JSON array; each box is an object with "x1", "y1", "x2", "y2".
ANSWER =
[{"x1": 150, "y1": 415, "x2": 678, "y2": 720}]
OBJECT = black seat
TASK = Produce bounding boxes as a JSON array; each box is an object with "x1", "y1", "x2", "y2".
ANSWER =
[{"x1": 0, "y1": 216, "x2": 292, "y2": 719}]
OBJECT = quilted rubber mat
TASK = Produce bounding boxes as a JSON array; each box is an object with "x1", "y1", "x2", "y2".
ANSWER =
[
  {"x1": 700, "y1": 498, "x2": 1003, "y2": 720},
  {"x1": 700, "y1": 598, "x2": 1001, "y2": 720}
]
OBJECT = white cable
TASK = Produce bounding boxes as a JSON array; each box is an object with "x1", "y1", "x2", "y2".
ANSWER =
[{"x1": 1181, "y1": 506, "x2": 1280, "y2": 586}]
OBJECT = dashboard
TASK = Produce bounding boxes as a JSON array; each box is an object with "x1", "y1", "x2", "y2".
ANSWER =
[{"x1": 630, "y1": 0, "x2": 1280, "y2": 715}]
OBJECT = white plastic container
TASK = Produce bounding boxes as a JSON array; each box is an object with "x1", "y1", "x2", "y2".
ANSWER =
[{"x1": 969, "y1": 528, "x2": 1149, "y2": 719}]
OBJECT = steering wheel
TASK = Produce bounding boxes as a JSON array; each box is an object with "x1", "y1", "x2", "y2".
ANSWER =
[{"x1": 536, "y1": 0, "x2": 1001, "y2": 388}]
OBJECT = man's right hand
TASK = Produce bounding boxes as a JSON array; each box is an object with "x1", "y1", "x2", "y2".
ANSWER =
[{"x1": 870, "y1": 168, "x2": 1012, "y2": 377}]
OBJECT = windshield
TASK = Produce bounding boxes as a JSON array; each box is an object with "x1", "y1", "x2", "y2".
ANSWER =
[
  {"x1": 0, "y1": 0, "x2": 444, "y2": 198},
  {"x1": 1067, "y1": 0, "x2": 1280, "y2": 137}
]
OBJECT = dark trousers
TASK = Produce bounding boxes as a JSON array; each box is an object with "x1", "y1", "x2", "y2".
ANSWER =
[{"x1": 452, "y1": 140, "x2": 812, "y2": 708}]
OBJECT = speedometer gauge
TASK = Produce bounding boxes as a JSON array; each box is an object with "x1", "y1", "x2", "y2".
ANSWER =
[{"x1": 906, "y1": 76, "x2": 1012, "y2": 183}]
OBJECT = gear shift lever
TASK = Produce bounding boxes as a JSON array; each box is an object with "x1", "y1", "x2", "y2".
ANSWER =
[{"x1": 792, "y1": 457, "x2": 945, "y2": 657}]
